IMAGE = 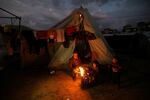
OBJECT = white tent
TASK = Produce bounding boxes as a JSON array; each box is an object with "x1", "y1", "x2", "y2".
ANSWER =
[{"x1": 48, "y1": 7, "x2": 113, "y2": 69}]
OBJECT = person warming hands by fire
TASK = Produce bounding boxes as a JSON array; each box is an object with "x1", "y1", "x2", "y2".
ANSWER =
[{"x1": 69, "y1": 51, "x2": 81, "y2": 80}]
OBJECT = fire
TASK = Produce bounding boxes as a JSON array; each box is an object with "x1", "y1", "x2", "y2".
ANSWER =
[
  {"x1": 79, "y1": 67, "x2": 84, "y2": 77},
  {"x1": 73, "y1": 66, "x2": 85, "y2": 77}
]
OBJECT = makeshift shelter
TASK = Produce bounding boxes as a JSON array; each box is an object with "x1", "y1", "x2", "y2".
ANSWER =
[{"x1": 48, "y1": 7, "x2": 113, "y2": 69}]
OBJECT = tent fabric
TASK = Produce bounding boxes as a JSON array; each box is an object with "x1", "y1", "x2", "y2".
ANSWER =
[
  {"x1": 49, "y1": 40, "x2": 75, "y2": 68},
  {"x1": 88, "y1": 38, "x2": 112, "y2": 64},
  {"x1": 48, "y1": 7, "x2": 113, "y2": 68},
  {"x1": 52, "y1": 7, "x2": 110, "y2": 48},
  {"x1": 52, "y1": 7, "x2": 96, "y2": 34},
  {"x1": 67, "y1": 8, "x2": 96, "y2": 34}
]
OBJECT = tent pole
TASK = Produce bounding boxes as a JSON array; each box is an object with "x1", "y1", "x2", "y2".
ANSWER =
[
  {"x1": 0, "y1": 8, "x2": 20, "y2": 19},
  {"x1": 19, "y1": 17, "x2": 21, "y2": 33}
]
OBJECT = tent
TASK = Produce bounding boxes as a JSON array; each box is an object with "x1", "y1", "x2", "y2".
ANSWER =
[{"x1": 48, "y1": 7, "x2": 113, "y2": 69}]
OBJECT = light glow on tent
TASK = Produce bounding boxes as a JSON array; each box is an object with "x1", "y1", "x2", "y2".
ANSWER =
[
  {"x1": 80, "y1": 14, "x2": 82, "y2": 17},
  {"x1": 79, "y1": 13, "x2": 84, "y2": 21}
]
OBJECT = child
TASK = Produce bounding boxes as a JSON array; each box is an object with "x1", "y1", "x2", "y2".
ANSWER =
[
  {"x1": 91, "y1": 60, "x2": 99, "y2": 84},
  {"x1": 69, "y1": 51, "x2": 81, "y2": 80},
  {"x1": 111, "y1": 57, "x2": 121, "y2": 88}
]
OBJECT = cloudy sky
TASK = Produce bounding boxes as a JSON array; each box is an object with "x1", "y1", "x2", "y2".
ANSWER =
[{"x1": 0, "y1": 0, "x2": 150, "y2": 30}]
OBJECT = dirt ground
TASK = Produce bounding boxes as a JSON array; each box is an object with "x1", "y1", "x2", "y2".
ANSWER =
[{"x1": 0, "y1": 53, "x2": 150, "y2": 100}]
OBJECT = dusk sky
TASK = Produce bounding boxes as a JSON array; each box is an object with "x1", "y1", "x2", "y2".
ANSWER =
[{"x1": 0, "y1": 0, "x2": 150, "y2": 30}]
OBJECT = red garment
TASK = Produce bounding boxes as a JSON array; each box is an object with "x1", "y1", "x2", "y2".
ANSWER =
[
  {"x1": 66, "y1": 26, "x2": 76, "y2": 36},
  {"x1": 48, "y1": 30, "x2": 57, "y2": 42},
  {"x1": 36, "y1": 30, "x2": 48, "y2": 39},
  {"x1": 48, "y1": 30, "x2": 55, "y2": 39}
]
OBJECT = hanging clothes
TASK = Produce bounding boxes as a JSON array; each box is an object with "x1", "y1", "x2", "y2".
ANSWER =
[
  {"x1": 35, "y1": 30, "x2": 49, "y2": 40},
  {"x1": 48, "y1": 30, "x2": 56, "y2": 43},
  {"x1": 22, "y1": 30, "x2": 37, "y2": 54},
  {"x1": 66, "y1": 26, "x2": 77, "y2": 36},
  {"x1": 55, "y1": 29, "x2": 65, "y2": 42},
  {"x1": 48, "y1": 30, "x2": 55, "y2": 39}
]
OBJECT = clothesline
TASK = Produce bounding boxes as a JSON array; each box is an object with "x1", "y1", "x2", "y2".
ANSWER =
[{"x1": 34, "y1": 25, "x2": 81, "y2": 42}]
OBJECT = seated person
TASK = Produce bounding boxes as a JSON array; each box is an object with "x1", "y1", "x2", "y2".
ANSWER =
[
  {"x1": 69, "y1": 51, "x2": 81, "y2": 80},
  {"x1": 91, "y1": 60, "x2": 99, "y2": 74},
  {"x1": 89, "y1": 60, "x2": 100, "y2": 84}
]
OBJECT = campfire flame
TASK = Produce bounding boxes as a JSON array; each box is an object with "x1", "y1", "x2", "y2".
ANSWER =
[{"x1": 79, "y1": 67, "x2": 84, "y2": 77}]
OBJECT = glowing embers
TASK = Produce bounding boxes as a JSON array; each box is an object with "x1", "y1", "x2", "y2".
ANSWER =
[{"x1": 73, "y1": 66, "x2": 85, "y2": 77}]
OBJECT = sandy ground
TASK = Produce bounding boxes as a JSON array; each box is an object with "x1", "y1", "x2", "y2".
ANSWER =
[{"x1": 0, "y1": 54, "x2": 150, "y2": 100}]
